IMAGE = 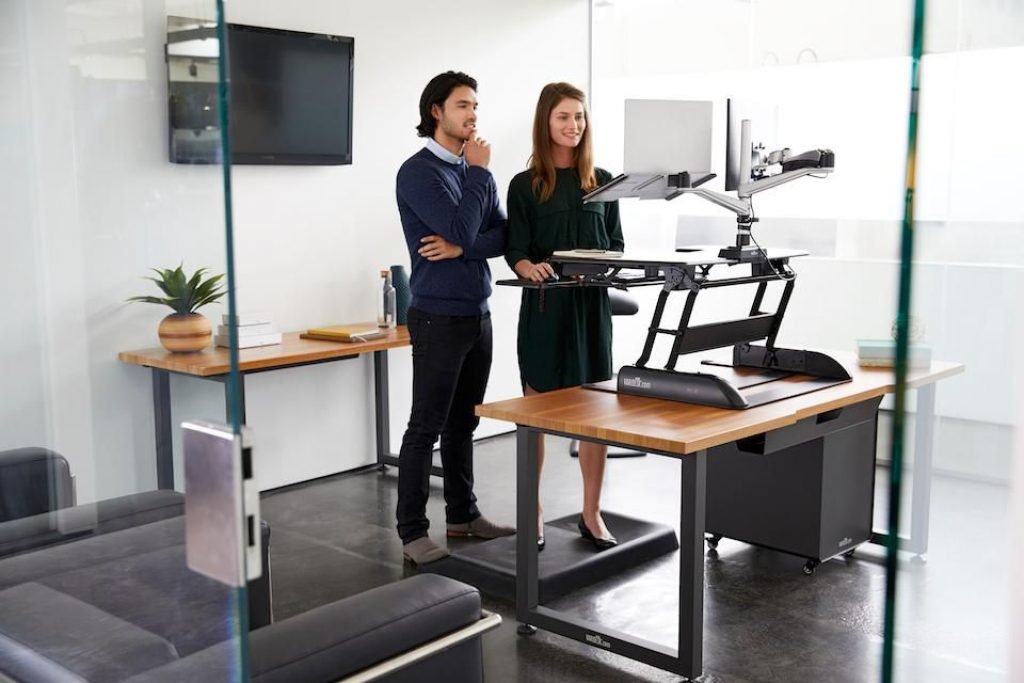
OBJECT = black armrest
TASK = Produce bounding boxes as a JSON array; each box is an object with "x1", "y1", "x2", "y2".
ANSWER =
[
  {"x1": 250, "y1": 574, "x2": 480, "y2": 681},
  {"x1": 125, "y1": 575, "x2": 485, "y2": 683},
  {"x1": 0, "y1": 448, "x2": 74, "y2": 522}
]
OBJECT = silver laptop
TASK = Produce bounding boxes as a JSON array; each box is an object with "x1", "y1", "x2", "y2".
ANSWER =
[
  {"x1": 624, "y1": 99, "x2": 713, "y2": 175},
  {"x1": 584, "y1": 99, "x2": 715, "y2": 203}
]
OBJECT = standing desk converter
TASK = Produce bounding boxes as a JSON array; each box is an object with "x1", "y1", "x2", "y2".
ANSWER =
[
  {"x1": 476, "y1": 358, "x2": 961, "y2": 679},
  {"x1": 119, "y1": 325, "x2": 410, "y2": 489}
]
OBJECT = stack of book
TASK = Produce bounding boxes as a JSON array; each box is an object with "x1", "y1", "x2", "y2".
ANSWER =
[
  {"x1": 856, "y1": 339, "x2": 932, "y2": 369},
  {"x1": 216, "y1": 311, "x2": 283, "y2": 349}
]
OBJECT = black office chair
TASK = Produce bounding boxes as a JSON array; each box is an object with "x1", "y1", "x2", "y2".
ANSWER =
[
  {"x1": 570, "y1": 288, "x2": 646, "y2": 459},
  {"x1": 0, "y1": 447, "x2": 74, "y2": 523}
]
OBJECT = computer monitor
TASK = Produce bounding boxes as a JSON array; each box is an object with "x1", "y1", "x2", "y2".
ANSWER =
[{"x1": 724, "y1": 98, "x2": 780, "y2": 191}]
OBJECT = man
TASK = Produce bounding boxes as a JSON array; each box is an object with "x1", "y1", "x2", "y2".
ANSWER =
[{"x1": 394, "y1": 71, "x2": 514, "y2": 565}]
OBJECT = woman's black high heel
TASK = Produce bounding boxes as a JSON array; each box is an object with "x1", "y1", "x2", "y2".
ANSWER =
[{"x1": 577, "y1": 516, "x2": 617, "y2": 551}]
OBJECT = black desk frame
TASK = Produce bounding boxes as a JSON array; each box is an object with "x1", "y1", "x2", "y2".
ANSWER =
[
  {"x1": 148, "y1": 349, "x2": 442, "y2": 490},
  {"x1": 512, "y1": 380, "x2": 941, "y2": 678},
  {"x1": 515, "y1": 426, "x2": 706, "y2": 679}
]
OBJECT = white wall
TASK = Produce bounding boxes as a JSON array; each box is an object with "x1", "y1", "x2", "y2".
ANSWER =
[
  {"x1": 2, "y1": 0, "x2": 590, "y2": 501},
  {"x1": 225, "y1": 0, "x2": 590, "y2": 490}
]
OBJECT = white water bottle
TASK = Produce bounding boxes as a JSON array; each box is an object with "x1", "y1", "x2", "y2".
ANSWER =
[{"x1": 378, "y1": 269, "x2": 396, "y2": 328}]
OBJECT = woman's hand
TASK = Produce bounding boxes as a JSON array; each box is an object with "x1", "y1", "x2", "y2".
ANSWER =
[
  {"x1": 419, "y1": 234, "x2": 463, "y2": 261},
  {"x1": 514, "y1": 259, "x2": 555, "y2": 283}
]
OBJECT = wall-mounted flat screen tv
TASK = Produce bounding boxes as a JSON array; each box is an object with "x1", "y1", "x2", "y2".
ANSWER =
[
  {"x1": 229, "y1": 23, "x2": 353, "y2": 165},
  {"x1": 167, "y1": 19, "x2": 354, "y2": 165}
]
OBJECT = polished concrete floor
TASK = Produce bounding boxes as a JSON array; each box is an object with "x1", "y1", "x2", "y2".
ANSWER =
[{"x1": 260, "y1": 432, "x2": 1011, "y2": 683}]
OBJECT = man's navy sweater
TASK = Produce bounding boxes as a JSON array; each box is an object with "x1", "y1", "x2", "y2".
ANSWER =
[{"x1": 396, "y1": 147, "x2": 507, "y2": 316}]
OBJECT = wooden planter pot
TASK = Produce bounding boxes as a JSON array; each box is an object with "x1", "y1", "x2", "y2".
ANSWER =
[{"x1": 158, "y1": 313, "x2": 212, "y2": 353}]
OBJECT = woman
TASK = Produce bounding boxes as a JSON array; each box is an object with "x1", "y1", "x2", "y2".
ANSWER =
[{"x1": 505, "y1": 82, "x2": 624, "y2": 551}]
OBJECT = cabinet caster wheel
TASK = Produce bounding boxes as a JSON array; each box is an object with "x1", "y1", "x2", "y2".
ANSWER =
[
  {"x1": 842, "y1": 549, "x2": 856, "y2": 559},
  {"x1": 802, "y1": 560, "x2": 819, "y2": 575},
  {"x1": 517, "y1": 623, "x2": 538, "y2": 636},
  {"x1": 705, "y1": 534, "x2": 722, "y2": 551}
]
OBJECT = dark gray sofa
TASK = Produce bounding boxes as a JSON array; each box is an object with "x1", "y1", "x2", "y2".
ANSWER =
[{"x1": 0, "y1": 449, "x2": 497, "y2": 682}]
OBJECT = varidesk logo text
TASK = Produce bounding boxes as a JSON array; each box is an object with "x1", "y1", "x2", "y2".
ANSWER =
[
  {"x1": 585, "y1": 633, "x2": 612, "y2": 649},
  {"x1": 622, "y1": 376, "x2": 651, "y2": 390}
]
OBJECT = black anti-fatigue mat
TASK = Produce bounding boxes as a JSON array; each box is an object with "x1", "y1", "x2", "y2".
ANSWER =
[{"x1": 422, "y1": 512, "x2": 678, "y2": 603}]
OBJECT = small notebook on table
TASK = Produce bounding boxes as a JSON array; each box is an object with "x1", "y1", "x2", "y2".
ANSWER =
[{"x1": 301, "y1": 324, "x2": 387, "y2": 343}]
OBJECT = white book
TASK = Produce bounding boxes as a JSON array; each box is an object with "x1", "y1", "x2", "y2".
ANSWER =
[
  {"x1": 215, "y1": 332, "x2": 282, "y2": 349},
  {"x1": 856, "y1": 339, "x2": 931, "y2": 368},
  {"x1": 216, "y1": 322, "x2": 279, "y2": 337},
  {"x1": 221, "y1": 311, "x2": 275, "y2": 326}
]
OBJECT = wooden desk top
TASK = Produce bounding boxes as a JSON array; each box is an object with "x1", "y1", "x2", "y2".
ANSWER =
[
  {"x1": 476, "y1": 357, "x2": 963, "y2": 456},
  {"x1": 118, "y1": 324, "x2": 410, "y2": 377}
]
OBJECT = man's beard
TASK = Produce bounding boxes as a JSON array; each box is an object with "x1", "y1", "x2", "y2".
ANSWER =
[{"x1": 441, "y1": 118, "x2": 471, "y2": 142}]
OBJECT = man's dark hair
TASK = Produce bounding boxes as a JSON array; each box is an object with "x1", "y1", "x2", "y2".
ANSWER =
[{"x1": 416, "y1": 71, "x2": 478, "y2": 138}]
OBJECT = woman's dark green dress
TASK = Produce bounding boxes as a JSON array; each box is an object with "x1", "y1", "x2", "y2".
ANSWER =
[{"x1": 505, "y1": 167, "x2": 624, "y2": 392}]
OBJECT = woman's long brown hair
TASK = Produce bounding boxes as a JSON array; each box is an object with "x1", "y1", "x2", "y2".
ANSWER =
[{"x1": 529, "y1": 82, "x2": 596, "y2": 203}]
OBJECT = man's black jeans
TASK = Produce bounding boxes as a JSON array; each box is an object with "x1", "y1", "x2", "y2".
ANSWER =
[{"x1": 396, "y1": 306, "x2": 492, "y2": 544}]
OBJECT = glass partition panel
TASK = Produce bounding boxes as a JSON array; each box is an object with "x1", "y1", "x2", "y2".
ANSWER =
[
  {"x1": 893, "y1": 1, "x2": 1023, "y2": 681},
  {"x1": 591, "y1": 1, "x2": 915, "y2": 680},
  {"x1": 0, "y1": 0, "x2": 249, "y2": 680},
  {"x1": 594, "y1": 1, "x2": 1021, "y2": 680}
]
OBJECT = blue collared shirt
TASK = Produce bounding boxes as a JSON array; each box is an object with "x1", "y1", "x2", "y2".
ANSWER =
[{"x1": 425, "y1": 137, "x2": 464, "y2": 165}]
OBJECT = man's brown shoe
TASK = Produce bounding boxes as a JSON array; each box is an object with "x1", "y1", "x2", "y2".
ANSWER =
[
  {"x1": 446, "y1": 515, "x2": 516, "y2": 540},
  {"x1": 402, "y1": 537, "x2": 450, "y2": 565}
]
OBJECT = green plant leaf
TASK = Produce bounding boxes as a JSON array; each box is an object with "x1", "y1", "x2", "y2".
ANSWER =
[
  {"x1": 147, "y1": 271, "x2": 175, "y2": 298},
  {"x1": 192, "y1": 277, "x2": 224, "y2": 304},
  {"x1": 170, "y1": 265, "x2": 187, "y2": 300},
  {"x1": 127, "y1": 263, "x2": 227, "y2": 314},
  {"x1": 125, "y1": 295, "x2": 178, "y2": 307},
  {"x1": 193, "y1": 291, "x2": 226, "y2": 310}
]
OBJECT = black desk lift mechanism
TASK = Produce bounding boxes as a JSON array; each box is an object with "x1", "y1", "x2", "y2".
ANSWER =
[{"x1": 498, "y1": 120, "x2": 845, "y2": 409}]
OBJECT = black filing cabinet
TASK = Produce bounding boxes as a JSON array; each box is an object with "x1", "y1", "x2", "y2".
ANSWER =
[{"x1": 705, "y1": 397, "x2": 882, "y2": 573}]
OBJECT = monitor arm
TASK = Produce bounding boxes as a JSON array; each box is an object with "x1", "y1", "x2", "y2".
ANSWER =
[{"x1": 674, "y1": 119, "x2": 835, "y2": 261}]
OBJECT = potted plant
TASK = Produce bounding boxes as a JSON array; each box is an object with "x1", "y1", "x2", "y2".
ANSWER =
[{"x1": 127, "y1": 264, "x2": 226, "y2": 353}]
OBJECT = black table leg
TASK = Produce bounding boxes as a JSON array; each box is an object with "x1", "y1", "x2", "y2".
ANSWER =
[
  {"x1": 152, "y1": 368, "x2": 173, "y2": 490},
  {"x1": 375, "y1": 349, "x2": 443, "y2": 477},
  {"x1": 679, "y1": 449, "x2": 707, "y2": 679},
  {"x1": 516, "y1": 427, "x2": 541, "y2": 631},
  {"x1": 374, "y1": 350, "x2": 391, "y2": 470}
]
